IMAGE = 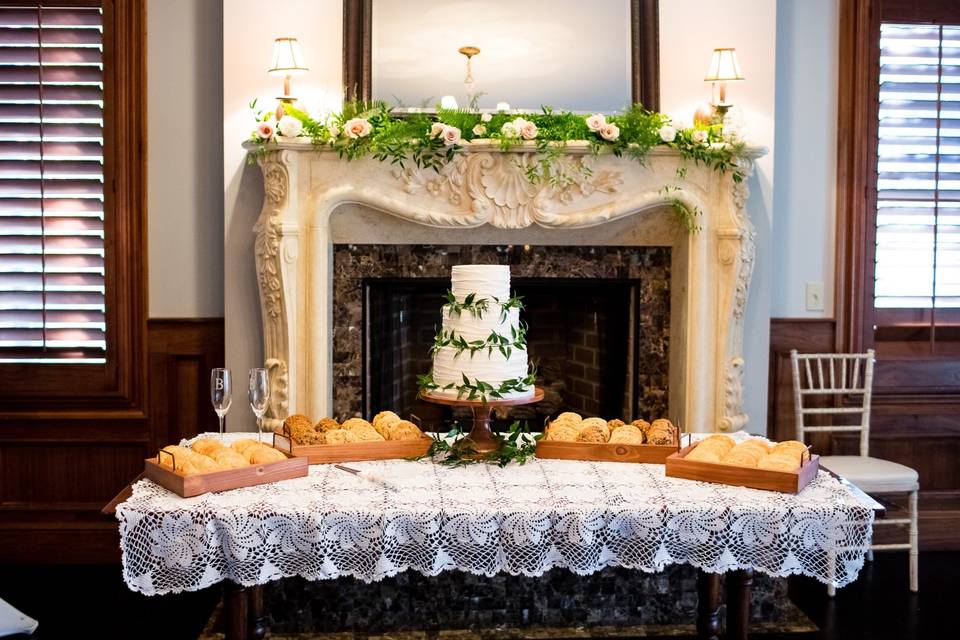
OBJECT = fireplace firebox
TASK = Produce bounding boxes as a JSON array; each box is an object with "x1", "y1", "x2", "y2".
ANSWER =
[{"x1": 332, "y1": 244, "x2": 670, "y2": 431}]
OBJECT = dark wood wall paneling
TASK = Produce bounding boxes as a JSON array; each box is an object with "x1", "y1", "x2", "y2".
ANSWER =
[
  {"x1": 769, "y1": 319, "x2": 960, "y2": 550},
  {"x1": 0, "y1": 319, "x2": 224, "y2": 563}
]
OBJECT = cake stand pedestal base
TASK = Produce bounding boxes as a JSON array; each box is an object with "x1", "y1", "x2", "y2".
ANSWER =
[{"x1": 421, "y1": 388, "x2": 545, "y2": 456}]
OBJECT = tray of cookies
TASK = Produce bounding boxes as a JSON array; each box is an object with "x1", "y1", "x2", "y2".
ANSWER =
[
  {"x1": 144, "y1": 437, "x2": 309, "y2": 498},
  {"x1": 665, "y1": 434, "x2": 819, "y2": 493},
  {"x1": 535, "y1": 412, "x2": 680, "y2": 464},
  {"x1": 272, "y1": 411, "x2": 433, "y2": 463}
]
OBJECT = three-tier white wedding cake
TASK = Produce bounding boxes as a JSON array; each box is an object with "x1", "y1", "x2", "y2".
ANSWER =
[{"x1": 420, "y1": 265, "x2": 534, "y2": 401}]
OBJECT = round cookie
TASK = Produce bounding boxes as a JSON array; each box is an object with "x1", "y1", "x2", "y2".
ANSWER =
[
  {"x1": 352, "y1": 424, "x2": 386, "y2": 442},
  {"x1": 389, "y1": 420, "x2": 423, "y2": 441},
  {"x1": 609, "y1": 424, "x2": 644, "y2": 444},
  {"x1": 555, "y1": 412, "x2": 583, "y2": 425},
  {"x1": 325, "y1": 429, "x2": 359, "y2": 445},
  {"x1": 315, "y1": 417, "x2": 340, "y2": 433},
  {"x1": 341, "y1": 418, "x2": 375, "y2": 432},
  {"x1": 283, "y1": 413, "x2": 317, "y2": 444},
  {"x1": 545, "y1": 423, "x2": 579, "y2": 442},
  {"x1": 607, "y1": 419, "x2": 627, "y2": 433},
  {"x1": 576, "y1": 426, "x2": 607, "y2": 444}
]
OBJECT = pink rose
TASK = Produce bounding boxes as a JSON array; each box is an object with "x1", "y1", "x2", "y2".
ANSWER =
[
  {"x1": 256, "y1": 121, "x2": 275, "y2": 140},
  {"x1": 430, "y1": 122, "x2": 446, "y2": 138},
  {"x1": 518, "y1": 119, "x2": 538, "y2": 140},
  {"x1": 691, "y1": 129, "x2": 708, "y2": 144},
  {"x1": 585, "y1": 114, "x2": 606, "y2": 132},
  {"x1": 600, "y1": 122, "x2": 620, "y2": 141},
  {"x1": 442, "y1": 125, "x2": 462, "y2": 146},
  {"x1": 344, "y1": 117, "x2": 372, "y2": 139}
]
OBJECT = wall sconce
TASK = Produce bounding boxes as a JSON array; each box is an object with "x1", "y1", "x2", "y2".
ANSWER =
[
  {"x1": 269, "y1": 37, "x2": 308, "y2": 106},
  {"x1": 704, "y1": 47, "x2": 744, "y2": 120}
]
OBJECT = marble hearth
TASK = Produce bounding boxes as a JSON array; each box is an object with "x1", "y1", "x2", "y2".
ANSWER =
[{"x1": 247, "y1": 141, "x2": 765, "y2": 432}]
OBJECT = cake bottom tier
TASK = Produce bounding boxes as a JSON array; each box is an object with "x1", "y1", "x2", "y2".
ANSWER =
[{"x1": 432, "y1": 346, "x2": 534, "y2": 400}]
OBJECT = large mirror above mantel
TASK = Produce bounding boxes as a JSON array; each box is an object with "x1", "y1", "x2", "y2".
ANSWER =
[{"x1": 343, "y1": 0, "x2": 661, "y2": 111}]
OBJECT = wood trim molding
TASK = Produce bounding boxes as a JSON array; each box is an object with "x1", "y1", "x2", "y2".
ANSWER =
[
  {"x1": 342, "y1": 0, "x2": 371, "y2": 101},
  {"x1": 834, "y1": 0, "x2": 879, "y2": 354},
  {"x1": 0, "y1": 0, "x2": 147, "y2": 412},
  {"x1": 0, "y1": 318, "x2": 224, "y2": 564},
  {"x1": 343, "y1": 0, "x2": 660, "y2": 110},
  {"x1": 631, "y1": 0, "x2": 660, "y2": 111}
]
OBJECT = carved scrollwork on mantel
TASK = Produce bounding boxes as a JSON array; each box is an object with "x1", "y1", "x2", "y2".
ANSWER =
[
  {"x1": 253, "y1": 150, "x2": 294, "y2": 424},
  {"x1": 393, "y1": 152, "x2": 624, "y2": 229},
  {"x1": 244, "y1": 141, "x2": 767, "y2": 431}
]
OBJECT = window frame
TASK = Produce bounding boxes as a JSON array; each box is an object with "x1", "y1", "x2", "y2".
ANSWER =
[
  {"x1": 836, "y1": 0, "x2": 960, "y2": 355},
  {"x1": 0, "y1": 0, "x2": 145, "y2": 411}
]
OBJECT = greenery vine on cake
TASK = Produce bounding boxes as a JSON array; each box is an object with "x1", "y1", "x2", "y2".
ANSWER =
[
  {"x1": 246, "y1": 99, "x2": 751, "y2": 233},
  {"x1": 431, "y1": 322, "x2": 528, "y2": 360},
  {"x1": 442, "y1": 291, "x2": 524, "y2": 320},
  {"x1": 417, "y1": 369, "x2": 537, "y2": 403}
]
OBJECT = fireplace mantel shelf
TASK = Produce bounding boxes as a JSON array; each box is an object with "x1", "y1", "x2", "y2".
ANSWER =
[
  {"x1": 248, "y1": 140, "x2": 766, "y2": 434},
  {"x1": 243, "y1": 138, "x2": 767, "y2": 158}
]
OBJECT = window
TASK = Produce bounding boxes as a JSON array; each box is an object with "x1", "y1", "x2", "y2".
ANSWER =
[
  {"x1": 875, "y1": 23, "x2": 960, "y2": 312},
  {"x1": 0, "y1": 0, "x2": 144, "y2": 405},
  {"x1": 0, "y1": 2, "x2": 105, "y2": 362}
]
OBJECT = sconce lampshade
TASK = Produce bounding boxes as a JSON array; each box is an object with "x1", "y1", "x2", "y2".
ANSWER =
[
  {"x1": 268, "y1": 37, "x2": 308, "y2": 76},
  {"x1": 704, "y1": 48, "x2": 744, "y2": 82}
]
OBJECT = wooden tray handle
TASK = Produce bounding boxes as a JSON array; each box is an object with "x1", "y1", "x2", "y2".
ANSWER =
[{"x1": 273, "y1": 429, "x2": 293, "y2": 454}]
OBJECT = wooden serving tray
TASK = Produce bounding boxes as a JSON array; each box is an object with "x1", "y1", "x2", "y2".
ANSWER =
[
  {"x1": 272, "y1": 432, "x2": 432, "y2": 464},
  {"x1": 535, "y1": 440, "x2": 678, "y2": 464},
  {"x1": 665, "y1": 441, "x2": 820, "y2": 494},
  {"x1": 144, "y1": 446, "x2": 309, "y2": 498}
]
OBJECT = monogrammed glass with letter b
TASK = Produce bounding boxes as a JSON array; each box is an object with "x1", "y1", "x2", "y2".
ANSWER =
[{"x1": 210, "y1": 368, "x2": 232, "y2": 441}]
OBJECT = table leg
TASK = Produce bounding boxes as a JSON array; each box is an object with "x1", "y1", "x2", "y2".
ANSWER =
[
  {"x1": 248, "y1": 584, "x2": 269, "y2": 640},
  {"x1": 696, "y1": 569, "x2": 722, "y2": 640},
  {"x1": 224, "y1": 581, "x2": 248, "y2": 640},
  {"x1": 725, "y1": 568, "x2": 754, "y2": 640}
]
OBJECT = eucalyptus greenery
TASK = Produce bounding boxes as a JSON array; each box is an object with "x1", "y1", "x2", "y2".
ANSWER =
[
  {"x1": 247, "y1": 99, "x2": 749, "y2": 233},
  {"x1": 414, "y1": 421, "x2": 541, "y2": 468},
  {"x1": 417, "y1": 369, "x2": 537, "y2": 403},
  {"x1": 431, "y1": 322, "x2": 527, "y2": 360}
]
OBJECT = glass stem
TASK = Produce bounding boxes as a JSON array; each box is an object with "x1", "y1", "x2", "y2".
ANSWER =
[
  {"x1": 257, "y1": 416, "x2": 262, "y2": 444},
  {"x1": 219, "y1": 415, "x2": 224, "y2": 441}
]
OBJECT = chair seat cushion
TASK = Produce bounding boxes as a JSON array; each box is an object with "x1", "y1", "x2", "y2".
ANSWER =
[{"x1": 819, "y1": 455, "x2": 918, "y2": 493}]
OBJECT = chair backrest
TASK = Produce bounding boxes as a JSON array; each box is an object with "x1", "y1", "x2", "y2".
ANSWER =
[{"x1": 789, "y1": 349, "x2": 875, "y2": 456}]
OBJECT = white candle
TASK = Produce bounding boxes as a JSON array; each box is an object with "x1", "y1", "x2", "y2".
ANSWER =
[
  {"x1": 440, "y1": 95, "x2": 458, "y2": 109},
  {"x1": 496, "y1": 101, "x2": 510, "y2": 112}
]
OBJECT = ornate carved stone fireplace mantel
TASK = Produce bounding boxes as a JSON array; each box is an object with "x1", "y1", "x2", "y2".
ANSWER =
[{"x1": 244, "y1": 140, "x2": 766, "y2": 433}]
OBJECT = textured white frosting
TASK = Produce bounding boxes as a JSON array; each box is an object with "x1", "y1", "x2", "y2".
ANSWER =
[
  {"x1": 441, "y1": 307, "x2": 520, "y2": 342},
  {"x1": 429, "y1": 264, "x2": 532, "y2": 399},
  {"x1": 451, "y1": 264, "x2": 511, "y2": 302},
  {"x1": 432, "y1": 346, "x2": 533, "y2": 399}
]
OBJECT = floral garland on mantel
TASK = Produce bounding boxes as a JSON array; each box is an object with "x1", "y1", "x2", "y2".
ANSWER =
[{"x1": 247, "y1": 100, "x2": 748, "y2": 231}]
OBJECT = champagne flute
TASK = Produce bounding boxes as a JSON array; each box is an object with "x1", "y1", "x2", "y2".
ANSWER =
[
  {"x1": 249, "y1": 368, "x2": 270, "y2": 444},
  {"x1": 211, "y1": 368, "x2": 232, "y2": 442}
]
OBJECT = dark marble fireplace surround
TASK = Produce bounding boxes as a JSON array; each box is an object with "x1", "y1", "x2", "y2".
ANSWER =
[{"x1": 332, "y1": 244, "x2": 671, "y2": 427}]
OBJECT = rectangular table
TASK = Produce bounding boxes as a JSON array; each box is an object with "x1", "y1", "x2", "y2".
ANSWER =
[{"x1": 114, "y1": 432, "x2": 878, "y2": 639}]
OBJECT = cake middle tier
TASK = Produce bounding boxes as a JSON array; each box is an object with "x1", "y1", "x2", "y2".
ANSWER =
[
  {"x1": 432, "y1": 345, "x2": 531, "y2": 393},
  {"x1": 441, "y1": 307, "x2": 521, "y2": 342}
]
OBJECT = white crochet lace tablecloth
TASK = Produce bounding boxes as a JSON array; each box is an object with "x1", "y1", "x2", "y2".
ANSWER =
[{"x1": 117, "y1": 432, "x2": 875, "y2": 596}]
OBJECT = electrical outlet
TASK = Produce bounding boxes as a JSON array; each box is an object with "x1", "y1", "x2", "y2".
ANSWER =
[{"x1": 805, "y1": 282, "x2": 825, "y2": 312}]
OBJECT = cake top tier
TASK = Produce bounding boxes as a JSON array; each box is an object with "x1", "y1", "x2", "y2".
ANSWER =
[{"x1": 450, "y1": 264, "x2": 511, "y2": 302}]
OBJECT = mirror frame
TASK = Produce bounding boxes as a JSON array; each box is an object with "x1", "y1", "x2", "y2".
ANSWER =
[{"x1": 342, "y1": 0, "x2": 660, "y2": 112}]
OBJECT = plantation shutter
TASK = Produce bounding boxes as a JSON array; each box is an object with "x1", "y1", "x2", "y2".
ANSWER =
[
  {"x1": 0, "y1": 2, "x2": 105, "y2": 362},
  {"x1": 875, "y1": 23, "x2": 960, "y2": 311}
]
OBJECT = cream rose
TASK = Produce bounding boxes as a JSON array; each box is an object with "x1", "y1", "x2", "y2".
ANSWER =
[
  {"x1": 442, "y1": 125, "x2": 462, "y2": 146},
  {"x1": 517, "y1": 118, "x2": 538, "y2": 140},
  {"x1": 256, "y1": 121, "x2": 275, "y2": 140},
  {"x1": 472, "y1": 123, "x2": 487, "y2": 136},
  {"x1": 344, "y1": 117, "x2": 372, "y2": 139},
  {"x1": 430, "y1": 122, "x2": 446, "y2": 139},
  {"x1": 659, "y1": 125, "x2": 677, "y2": 143},
  {"x1": 501, "y1": 121, "x2": 519, "y2": 138},
  {"x1": 481, "y1": 112, "x2": 493, "y2": 123},
  {"x1": 277, "y1": 115, "x2": 303, "y2": 138},
  {"x1": 586, "y1": 113, "x2": 606, "y2": 132},
  {"x1": 600, "y1": 122, "x2": 620, "y2": 142},
  {"x1": 691, "y1": 129, "x2": 708, "y2": 144}
]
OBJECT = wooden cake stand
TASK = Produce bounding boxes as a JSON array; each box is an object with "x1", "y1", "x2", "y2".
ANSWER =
[{"x1": 421, "y1": 387, "x2": 544, "y2": 455}]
